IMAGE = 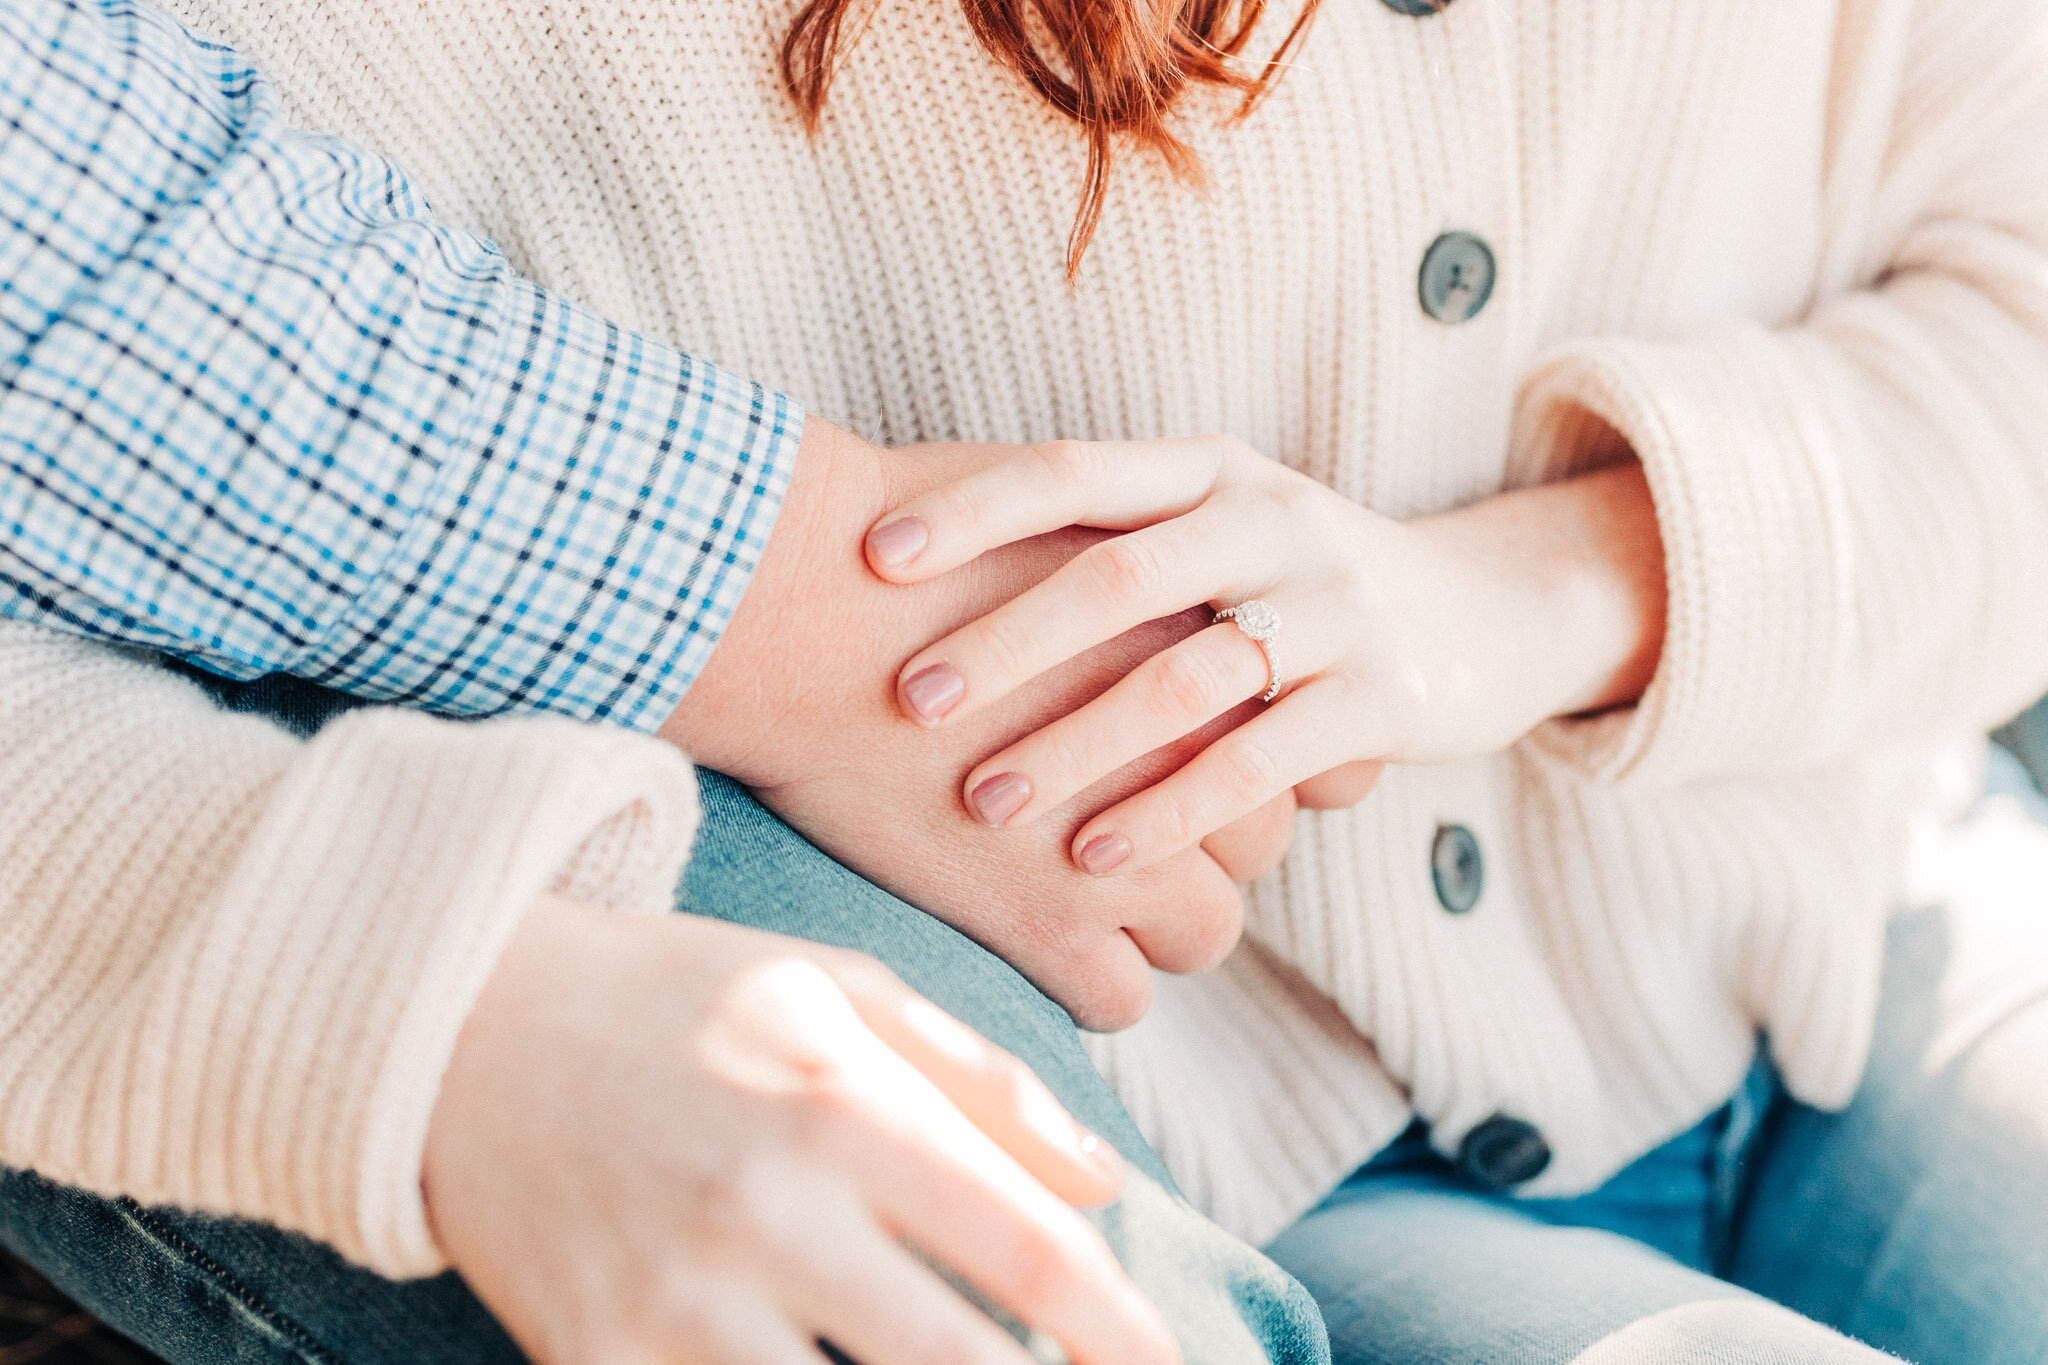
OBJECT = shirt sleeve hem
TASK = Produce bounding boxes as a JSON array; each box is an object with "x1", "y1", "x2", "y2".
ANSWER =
[{"x1": 295, "y1": 282, "x2": 801, "y2": 732}]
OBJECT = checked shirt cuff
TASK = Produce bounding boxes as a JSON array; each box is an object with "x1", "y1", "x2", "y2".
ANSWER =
[{"x1": 300, "y1": 283, "x2": 799, "y2": 732}]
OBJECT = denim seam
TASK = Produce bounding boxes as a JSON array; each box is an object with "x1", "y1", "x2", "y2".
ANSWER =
[{"x1": 112, "y1": 1200, "x2": 334, "y2": 1364}]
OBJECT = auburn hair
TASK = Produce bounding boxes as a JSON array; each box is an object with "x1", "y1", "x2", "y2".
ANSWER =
[{"x1": 780, "y1": 0, "x2": 1332, "y2": 278}]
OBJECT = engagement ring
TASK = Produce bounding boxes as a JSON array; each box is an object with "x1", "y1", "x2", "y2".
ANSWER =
[{"x1": 1216, "y1": 599, "x2": 1284, "y2": 702}]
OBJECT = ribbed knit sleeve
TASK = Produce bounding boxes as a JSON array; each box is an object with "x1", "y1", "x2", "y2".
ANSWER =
[
  {"x1": 1516, "y1": 0, "x2": 2048, "y2": 787},
  {"x1": 0, "y1": 621, "x2": 701, "y2": 1277}
]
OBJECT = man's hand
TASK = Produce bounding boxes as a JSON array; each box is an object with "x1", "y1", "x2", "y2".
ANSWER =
[
  {"x1": 425, "y1": 898, "x2": 1179, "y2": 1365},
  {"x1": 663, "y1": 422, "x2": 1282, "y2": 1030}
]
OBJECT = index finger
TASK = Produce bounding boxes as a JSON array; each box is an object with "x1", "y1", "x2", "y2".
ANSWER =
[{"x1": 863, "y1": 437, "x2": 1226, "y2": 582}]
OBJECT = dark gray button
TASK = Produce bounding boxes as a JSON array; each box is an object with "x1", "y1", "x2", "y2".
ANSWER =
[
  {"x1": 1380, "y1": 0, "x2": 1452, "y2": 14},
  {"x1": 1418, "y1": 230, "x2": 1496, "y2": 324},
  {"x1": 1458, "y1": 1115, "x2": 1552, "y2": 1190},
  {"x1": 1431, "y1": 823, "x2": 1484, "y2": 913}
]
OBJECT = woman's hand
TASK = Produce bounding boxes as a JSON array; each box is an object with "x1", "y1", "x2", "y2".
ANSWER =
[
  {"x1": 665, "y1": 421, "x2": 1291, "y2": 1027},
  {"x1": 861, "y1": 436, "x2": 1666, "y2": 876},
  {"x1": 424, "y1": 896, "x2": 1177, "y2": 1365}
]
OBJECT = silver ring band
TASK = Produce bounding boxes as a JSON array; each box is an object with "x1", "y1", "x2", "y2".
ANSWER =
[{"x1": 1215, "y1": 600, "x2": 1283, "y2": 702}]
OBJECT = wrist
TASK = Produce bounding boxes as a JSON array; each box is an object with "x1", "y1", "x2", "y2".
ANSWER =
[
  {"x1": 656, "y1": 418, "x2": 887, "y2": 776},
  {"x1": 656, "y1": 422, "x2": 1060, "y2": 783},
  {"x1": 1417, "y1": 461, "x2": 1667, "y2": 725},
  {"x1": 421, "y1": 891, "x2": 574, "y2": 1245}
]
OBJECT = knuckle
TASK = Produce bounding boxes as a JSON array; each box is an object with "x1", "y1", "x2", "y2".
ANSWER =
[
  {"x1": 1028, "y1": 728, "x2": 1093, "y2": 791},
  {"x1": 1213, "y1": 433, "x2": 1254, "y2": 462},
  {"x1": 1361, "y1": 660, "x2": 1431, "y2": 745},
  {"x1": 798, "y1": 1248, "x2": 875, "y2": 1317},
  {"x1": 1275, "y1": 476, "x2": 1323, "y2": 517},
  {"x1": 972, "y1": 611, "x2": 1037, "y2": 681},
  {"x1": 1087, "y1": 534, "x2": 1165, "y2": 604},
  {"x1": 1149, "y1": 646, "x2": 1228, "y2": 719},
  {"x1": 828, "y1": 948, "x2": 906, "y2": 1000},
  {"x1": 1072, "y1": 948, "x2": 1155, "y2": 1032},
  {"x1": 986, "y1": 1050, "x2": 1044, "y2": 1115},
  {"x1": 1033, "y1": 438, "x2": 1098, "y2": 484},
  {"x1": 933, "y1": 481, "x2": 990, "y2": 539},
  {"x1": 1147, "y1": 792, "x2": 1198, "y2": 852},
  {"x1": 1215, "y1": 737, "x2": 1282, "y2": 799},
  {"x1": 736, "y1": 955, "x2": 845, "y2": 1021},
  {"x1": 1203, "y1": 433, "x2": 1255, "y2": 481}
]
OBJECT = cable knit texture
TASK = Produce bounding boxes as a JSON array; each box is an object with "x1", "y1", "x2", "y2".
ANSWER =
[
  {"x1": 0, "y1": 623, "x2": 703, "y2": 1275},
  {"x1": 136, "y1": 0, "x2": 2048, "y2": 1246}
]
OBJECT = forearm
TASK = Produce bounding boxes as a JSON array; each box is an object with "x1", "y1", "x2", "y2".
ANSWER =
[
  {"x1": 1508, "y1": 0, "x2": 2048, "y2": 785},
  {"x1": 1, "y1": 0, "x2": 796, "y2": 728},
  {"x1": 1415, "y1": 460, "x2": 1667, "y2": 726}
]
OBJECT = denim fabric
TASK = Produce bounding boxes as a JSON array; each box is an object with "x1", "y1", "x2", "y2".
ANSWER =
[
  {"x1": 1988, "y1": 727, "x2": 2048, "y2": 810},
  {"x1": 12, "y1": 664, "x2": 2048, "y2": 1365},
  {"x1": 675, "y1": 771, "x2": 1327, "y2": 1365},
  {"x1": 1267, "y1": 756, "x2": 2048, "y2": 1365},
  {"x1": 0, "y1": 675, "x2": 1326, "y2": 1365}
]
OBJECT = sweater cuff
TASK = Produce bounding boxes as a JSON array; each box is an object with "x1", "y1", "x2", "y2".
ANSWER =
[
  {"x1": 1515, "y1": 326, "x2": 1849, "y2": 786},
  {"x1": 197, "y1": 709, "x2": 700, "y2": 1275}
]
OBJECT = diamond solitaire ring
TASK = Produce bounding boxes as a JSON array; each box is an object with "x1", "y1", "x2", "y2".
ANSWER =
[{"x1": 1216, "y1": 599, "x2": 1284, "y2": 702}]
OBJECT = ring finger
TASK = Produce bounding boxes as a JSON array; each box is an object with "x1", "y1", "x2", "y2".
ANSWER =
[
  {"x1": 1069, "y1": 679, "x2": 1370, "y2": 877},
  {"x1": 961, "y1": 624, "x2": 1273, "y2": 829}
]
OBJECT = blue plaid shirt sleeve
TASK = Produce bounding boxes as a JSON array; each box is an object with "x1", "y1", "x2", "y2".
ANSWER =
[{"x1": 0, "y1": 0, "x2": 801, "y2": 731}]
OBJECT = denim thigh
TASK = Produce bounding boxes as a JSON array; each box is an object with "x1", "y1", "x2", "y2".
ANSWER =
[
  {"x1": 1264, "y1": 1073, "x2": 1890, "y2": 1365},
  {"x1": 0, "y1": 678, "x2": 1324, "y2": 1365},
  {"x1": 1727, "y1": 834, "x2": 2048, "y2": 1365},
  {"x1": 1268, "y1": 762, "x2": 2048, "y2": 1365}
]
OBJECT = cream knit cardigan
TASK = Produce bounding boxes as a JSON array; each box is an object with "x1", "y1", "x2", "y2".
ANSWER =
[
  {"x1": 10, "y1": 0, "x2": 2048, "y2": 1271},
  {"x1": 0, "y1": 624, "x2": 705, "y2": 1274}
]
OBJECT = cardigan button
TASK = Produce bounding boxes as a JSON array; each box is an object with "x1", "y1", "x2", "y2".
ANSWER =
[
  {"x1": 1380, "y1": 0, "x2": 1453, "y2": 15},
  {"x1": 1431, "y1": 823, "x2": 1484, "y2": 913},
  {"x1": 1458, "y1": 1115, "x2": 1552, "y2": 1190},
  {"x1": 1419, "y1": 230, "x2": 1496, "y2": 323}
]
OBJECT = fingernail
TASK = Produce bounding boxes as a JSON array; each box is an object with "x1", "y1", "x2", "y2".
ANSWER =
[
  {"x1": 867, "y1": 516, "x2": 929, "y2": 568},
  {"x1": 1077, "y1": 1131, "x2": 1127, "y2": 1183},
  {"x1": 1076, "y1": 833, "x2": 1132, "y2": 876},
  {"x1": 901, "y1": 663, "x2": 964, "y2": 722},
  {"x1": 968, "y1": 771, "x2": 1031, "y2": 827}
]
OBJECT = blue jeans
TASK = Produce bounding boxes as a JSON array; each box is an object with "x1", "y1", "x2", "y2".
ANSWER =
[
  {"x1": 0, "y1": 676, "x2": 1325, "y2": 1365},
  {"x1": 7, "y1": 668, "x2": 2048, "y2": 1364},
  {"x1": 1267, "y1": 746, "x2": 2048, "y2": 1364}
]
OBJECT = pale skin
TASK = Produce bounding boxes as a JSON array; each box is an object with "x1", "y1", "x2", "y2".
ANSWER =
[
  {"x1": 660, "y1": 421, "x2": 1300, "y2": 1022},
  {"x1": 422, "y1": 420, "x2": 1297, "y2": 1365},
  {"x1": 425, "y1": 898, "x2": 1167, "y2": 1365},
  {"x1": 860, "y1": 433, "x2": 1668, "y2": 875},
  {"x1": 421, "y1": 421, "x2": 1666, "y2": 1365}
]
